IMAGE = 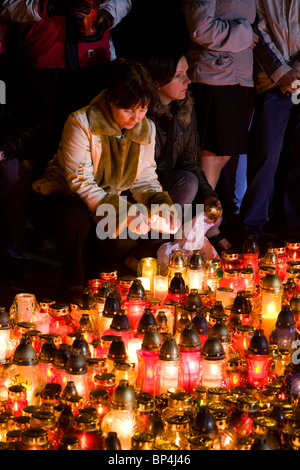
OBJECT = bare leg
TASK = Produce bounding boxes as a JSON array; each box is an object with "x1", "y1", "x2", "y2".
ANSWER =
[{"x1": 200, "y1": 150, "x2": 231, "y2": 190}]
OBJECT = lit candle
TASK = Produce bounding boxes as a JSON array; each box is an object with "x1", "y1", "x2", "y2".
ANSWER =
[
  {"x1": 245, "y1": 329, "x2": 272, "y2": 388},
  {"x1": 153, "y1": 275, "x2": 168, "y2": 302},
  {"x1": 260, "y1": 269, "x2": 282, "y2": 340},
  {"x1": 127, "y1": 337, "x2": 143, "y2": 368},
  {"x1": 199, "y1": 335, "x2": 226, "y2": 388},
  {"x1": 137, "y1": 277, "x2": 151, "y2": 292},
  {"x1": 154, "y1": 335, "x2": 182, "y2": 394},
  {"x1": 137, "y1": 258, "x2": 158, "y2": 293},
  {"x1": 215, "y1": 287, "x2": 236, "y2": 308}
]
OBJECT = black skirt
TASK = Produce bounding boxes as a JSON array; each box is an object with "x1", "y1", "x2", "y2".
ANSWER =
[{"x1": 191, "y1": 83, "x2": 250, "y2": 157}]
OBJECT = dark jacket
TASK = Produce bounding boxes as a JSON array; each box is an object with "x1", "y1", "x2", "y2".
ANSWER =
[{"x1": 147, "y1": 91, "x2": 217, "y2": 203}]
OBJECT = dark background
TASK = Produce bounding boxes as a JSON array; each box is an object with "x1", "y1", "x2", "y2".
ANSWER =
[{"x1": 110, "y1": 0, "x2": 190, "y2": 61}]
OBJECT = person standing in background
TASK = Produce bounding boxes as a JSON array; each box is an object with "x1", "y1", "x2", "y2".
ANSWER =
[
  {"x1": 182, "y1": 0, "x2": 258, "y2": 250},
  {"x1": 240, "y1": 0, "x2": 300, "y2": 244},
  {"x1": 0, "y1": 0, "x2": 132, "y2": 277},
  {"x1": 141, "y1": 43, "x2": 225, "y2": 260}
]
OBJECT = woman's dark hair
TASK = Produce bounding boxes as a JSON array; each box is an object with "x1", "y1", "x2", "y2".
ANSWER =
[
  {"x1": 143, "y1": 44, "x2": 186, "y2": 88},
  {"x1": 106, "y1": 57, "x2": 158, "y2": 109}
]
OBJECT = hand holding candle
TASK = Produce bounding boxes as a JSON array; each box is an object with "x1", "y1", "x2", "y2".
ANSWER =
[{"x1": 150, "y1": 206, "x2": 180, "y2": 234}]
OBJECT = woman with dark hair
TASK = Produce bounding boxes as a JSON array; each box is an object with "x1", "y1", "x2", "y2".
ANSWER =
[
  {"x1": 142, "y1": 44, "x2": 230, "y2": 261},
  {"x1": 31, "y1": 58, "x2": 177, "y2": 300}
]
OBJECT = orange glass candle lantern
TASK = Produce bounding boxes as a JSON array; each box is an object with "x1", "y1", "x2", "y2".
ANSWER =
[
  {"x1": 100, "y1": 271, "x2": 118, "y2": 286},
  {"x1": 153, "y1": 275, "x2": 168, "y2": 303},
  {"x1": 125, "y1": 279, "x2": 146, "y2": 333},
  {"x1": 78, "y1": 312, "x2": 95, "y2": 345},
  {"x1": 230, "y1": 395, "x2": 260, "y2": 439},
  {"x1": 18, "y1": 427, "x2": 50, "y2": 450},
  {"x1": 87, "y1": 388, "x2": 109, "y2": 423},
  {"x1": 221, "y1": 250, "x2": 242, "y2": 271},
  {"x1": 240, "y1": 266, "x2": 255, "y2": 293},
  {"x1": 219, "y1": 269, "x2": 246, "y2": 293},
  {"x1": 178, "y1": 324, "x2": 202, "y2": 394},
  {"x1": 87, "y1": 278, "x2": 104, "y2": 295},
  {"x1": 86, "y1": 357, "x2": 107, "y2": 391},
  {"x1": 242, "y1": 234, "x2": 260, "y2": 274},
  {"x1": 49, "y1": 303, "x2": 76, "y2": 343},
  {"x1": 273, "y1": 245, "x2": 288, "y2": 281},
  {"x1": 226, "y1": 357, "x2": 246, "y2": 390},
  {"x1": 94, "y1": 372, "x2": 116, "y2": 401},
  {"x1": 260, "y1": 269, "x2": 283, "y2": 340},
  {"x1": 71, "y1": 412, "x2": 104, "y2": 450},
  {"x1": 118, "y1": 276, "x2": 134, "y2": 302},
  {"x1": 136, "y1": 325, "x2": 162, "y2": 395},
  {"x1": 286, "y1": 241, "x2": 300, "y2": 261},
  {"x1": 245, "y1": 329, "x2": 272, "y2": 389},
  {"x1": 233, "y1": 324, "x2": 255, "y2": 357},
  {"x1": 6, "y1": 385, "x2": 28, "y2": 416}
]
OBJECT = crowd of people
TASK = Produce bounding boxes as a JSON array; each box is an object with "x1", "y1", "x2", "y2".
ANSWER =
[{"x1": 0, "y1": 0, "x2": 300, "y2": 301}]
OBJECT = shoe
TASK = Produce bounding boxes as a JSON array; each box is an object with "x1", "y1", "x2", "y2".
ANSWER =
[{"x1": 207, "y1": 232, "x2": 232, "y2": 256}]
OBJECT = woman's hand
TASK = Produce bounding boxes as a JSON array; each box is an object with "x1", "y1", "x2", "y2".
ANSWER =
[
  {"x1": 204, "y1": 196, "x2": 223, "y2": 222},
  {"x1": 127, "y1": 211, "x2": 151, "y2": 235},
  {"x1": 151, "y1": 208, "x2": 181, "y2": 234},
  {"x1": 249, "y1": 32, "x2": 259, "y2": 49},
  {"x1": 277, "y1": 69, "x2": 300, "y2": 94}
]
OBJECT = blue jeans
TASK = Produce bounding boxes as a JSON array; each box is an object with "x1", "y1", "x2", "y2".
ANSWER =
[
  {"x1": 157, "y1": 169, "x2": 199, "y2": 209},
  {"x1": 240, "y1": 88, "x2": 300, "y2": 237}
]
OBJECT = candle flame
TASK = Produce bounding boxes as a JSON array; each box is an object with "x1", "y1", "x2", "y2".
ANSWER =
[
  {"x1": 233, "y1": 374, "x2": 239, "y2": 385},
  {"x1": 254, "y1": 364, "x2": 262, "y2": 374}
]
